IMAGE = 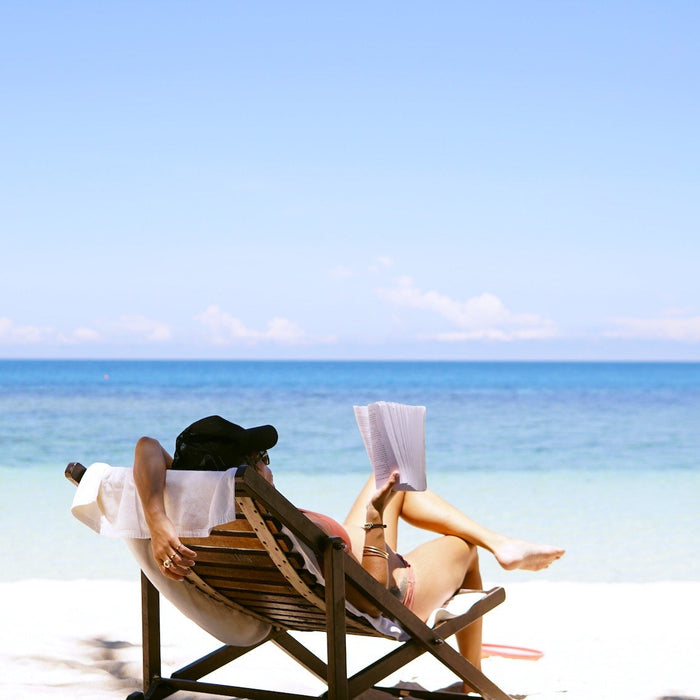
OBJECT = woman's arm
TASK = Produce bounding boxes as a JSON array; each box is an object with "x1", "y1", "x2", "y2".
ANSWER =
[
  {"x1": 133, "y1": 436, "x2": 196, "y2": 581},
  {"x1": 359, "y1": 472, "x2": 399, "y2": 588},
  {"x1": 306, "y1": 473, "x2": 399, "y2": 616},
  {"x1": 346, "y1": 472, "x2": 399, "y2": 616}
]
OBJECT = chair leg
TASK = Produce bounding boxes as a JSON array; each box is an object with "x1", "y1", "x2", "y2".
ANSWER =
[
  {"x1": 324, "y1": 540, "x2": 349, "y2": 700},
  {"x1": 140, "y1": 572, "x2": 162, "y2": 694}
]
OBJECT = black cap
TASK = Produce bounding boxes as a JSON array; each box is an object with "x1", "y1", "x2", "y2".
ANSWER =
[{"x1": 171, "y1": 415, "x2": 278, "y2": 471}]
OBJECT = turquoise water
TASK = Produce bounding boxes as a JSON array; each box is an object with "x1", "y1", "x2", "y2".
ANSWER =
[{"x1": 1, "y1": 360, "x2": 699, "y2": 583}]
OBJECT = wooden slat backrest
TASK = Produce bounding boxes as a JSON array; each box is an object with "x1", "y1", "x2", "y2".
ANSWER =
[{"x1": 179, "y1": 470, "x2": 383, "y2": 637}]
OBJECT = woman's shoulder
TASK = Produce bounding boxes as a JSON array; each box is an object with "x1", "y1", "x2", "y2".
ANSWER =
[{"x1": 299, "y1": 509, "x2": 352, "y2": 550}]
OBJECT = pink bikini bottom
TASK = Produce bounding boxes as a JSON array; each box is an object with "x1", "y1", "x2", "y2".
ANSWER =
[{"x1": 396, "y1": 553, "x2": 416, "y2": 611}]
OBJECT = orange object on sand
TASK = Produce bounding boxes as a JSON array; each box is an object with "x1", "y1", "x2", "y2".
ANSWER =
[{"x1": 481, "y1": 643, "x2": 543, "y2": 660}]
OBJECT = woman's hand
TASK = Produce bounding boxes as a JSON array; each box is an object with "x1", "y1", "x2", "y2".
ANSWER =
[
  {"x1": 148, "y1": 514, "x2": 197, "y2": 582},
  {"x1": 367, "y1": 471, "x2": 399, "y2": 521}
]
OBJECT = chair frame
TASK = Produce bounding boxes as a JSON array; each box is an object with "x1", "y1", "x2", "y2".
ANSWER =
[{"x1": 65, "y1": 462, "x2": 511, "y2": 700}]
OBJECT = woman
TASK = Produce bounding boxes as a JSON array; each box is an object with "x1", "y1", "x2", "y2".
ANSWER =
[{"x1": 133, "y1": 433, "x2": 564, "y2": 693}]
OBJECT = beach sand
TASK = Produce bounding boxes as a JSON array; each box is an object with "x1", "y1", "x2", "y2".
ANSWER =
[{"x1": 2, "y1": 580, "x2": 698, "y2": 700}]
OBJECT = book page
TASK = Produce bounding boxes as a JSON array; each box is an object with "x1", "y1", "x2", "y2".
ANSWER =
[
  {"x1": 354, "y1": 402, "x2": 426, "y2": 491},
  {"x1": 378, "y1": 402, "x2": 426, "y2": 491},
  {"x1": 368, "y1": 402, "x2": 399, "y2": 488},
  {"x1": 353, "y1": 404, "x2": 397, "y2": 488},
  {"x1": 353, "y1": 405, "x2": 374, "y2": 465}
]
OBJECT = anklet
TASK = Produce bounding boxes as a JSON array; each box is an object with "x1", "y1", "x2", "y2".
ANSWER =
[
  {"x1": 362, "y1": 522, "x2": 387, "y2": 530},
  {"x1": 362, "y1": 545, "x2": 389, "y2": 559}
]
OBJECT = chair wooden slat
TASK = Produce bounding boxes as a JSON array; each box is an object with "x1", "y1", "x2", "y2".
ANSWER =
[
  {"x1": 184, "y1": 533, "x2": 266, "y2": 550},
  {"x1": 192, "y1": 565, "x2": 288, "y2": 584}
]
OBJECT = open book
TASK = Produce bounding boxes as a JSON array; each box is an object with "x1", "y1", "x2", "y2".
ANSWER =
[{"x1": 353, "y1": 401, "x2": 427, "y2": 491}]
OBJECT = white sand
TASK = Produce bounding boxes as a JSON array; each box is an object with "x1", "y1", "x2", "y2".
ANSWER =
[{"x1": 2, "y1": 579, "x2": 698, "y2": 700}]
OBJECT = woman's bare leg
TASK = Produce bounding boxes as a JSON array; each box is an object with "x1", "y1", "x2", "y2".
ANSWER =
[
  {"x1": 344, "y1": 476, "x2": 562, "y2": 692},
  {"x1": 344, "y1": 475, "x2": 564, "y2": 572},
  {"x1": 400, "y1": 488, "x2": 565, "y2": 572},
  {"x1": 405, "y1": 535, "x2": 483, "y2": 691}
]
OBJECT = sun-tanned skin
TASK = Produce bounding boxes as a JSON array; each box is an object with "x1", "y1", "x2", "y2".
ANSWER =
[
  {"x1": 341, "y1": 474, "x2": 564, "y2": 690},
  {"x1": 132, "y1": 436, "x2": 564, "y2": 694}
]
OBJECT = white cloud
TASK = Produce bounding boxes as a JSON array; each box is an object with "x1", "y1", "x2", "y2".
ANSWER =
[
  {"x1": 376, "y1": 277, "x2": 557, "y2": 342},
  {"x1": 0, "y1": 317, "x2": 54, "y2": 344},
  {"x1": 195, "y1": 305, "x2": 320, "y2": 346},
  {"x1": 1, "y1": 314, "x2": 172, "y2": 346},
  {"x1": 195, "y1": 306, "x2": 257, "y2": 343},
  {"x1": 57, "y1": 327, "x2": 102, "y2": 344},
  {"x1": 607, "y1": 314, "x2": 700, "y2": 342},
  {"x1": 369, "y1": 256, "x2": 394, "y2": 273},
  {"x1": 1, "y1": 309, "x2": 338, "y2": 351},
  {"x1": 266, "y1": 317, "x2": 309, "y2": 343},
  {"x1": 110, "y1": 315, "x2": 172, "y2": 342},
  {"x1": 72, "y1": 327, "x2": 102, "y2": 342}
]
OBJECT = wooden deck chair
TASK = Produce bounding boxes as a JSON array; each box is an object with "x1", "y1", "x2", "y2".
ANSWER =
[{"x1": 66, "y1": 462, "x2": 511, "y2": 700}]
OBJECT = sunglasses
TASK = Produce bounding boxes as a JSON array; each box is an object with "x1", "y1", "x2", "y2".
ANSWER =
[{"x1": 245, "y1": 450, "x2": 270, "y2": 468}]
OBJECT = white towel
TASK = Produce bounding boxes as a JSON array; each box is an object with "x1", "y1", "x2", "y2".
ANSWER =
[
  {"x1": 71, "y1": 462, "x2": 238, "y2": 538},
  {"x1": 427, "y1": 589, "x2": 491, "y2": 627}
]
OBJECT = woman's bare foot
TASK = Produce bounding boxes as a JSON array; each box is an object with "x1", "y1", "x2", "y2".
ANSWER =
[{"x1": 493, "y1": 537, "x2": 565, "y2": 571}]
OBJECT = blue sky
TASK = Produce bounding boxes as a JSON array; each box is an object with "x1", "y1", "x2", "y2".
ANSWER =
[{"x1": 2, "y1": 1, "x2": 699, "y2": 360}]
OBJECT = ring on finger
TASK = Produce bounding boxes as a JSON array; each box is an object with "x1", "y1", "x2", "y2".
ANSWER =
[{"x1": 163, "y1": 558, "x2": 172, "y2": 569}]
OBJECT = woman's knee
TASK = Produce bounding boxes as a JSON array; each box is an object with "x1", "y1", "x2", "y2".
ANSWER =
[
  {"x1": 443, "y1": 534, "x2": 478, "y2": 562},
  {"x1": 134, "y1": 436, "x2": 163, "y2": 459},
  {"x1": 442, "y1": 536, "x2": 481, "y2": 586},
  {"x1": 136, "y1": 435, "x2": 157, "y2": 448},
  {"x1": 410, "y1": 536, "x2": 476, "y2": 587},
  {"x1": 456, "y1": 539, "x2": 482, "y2": 588}
]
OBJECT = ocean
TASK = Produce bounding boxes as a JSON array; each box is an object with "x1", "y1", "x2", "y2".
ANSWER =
[{"x1": 1, "y1": 360, "x2": 698, "y2": 584}]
